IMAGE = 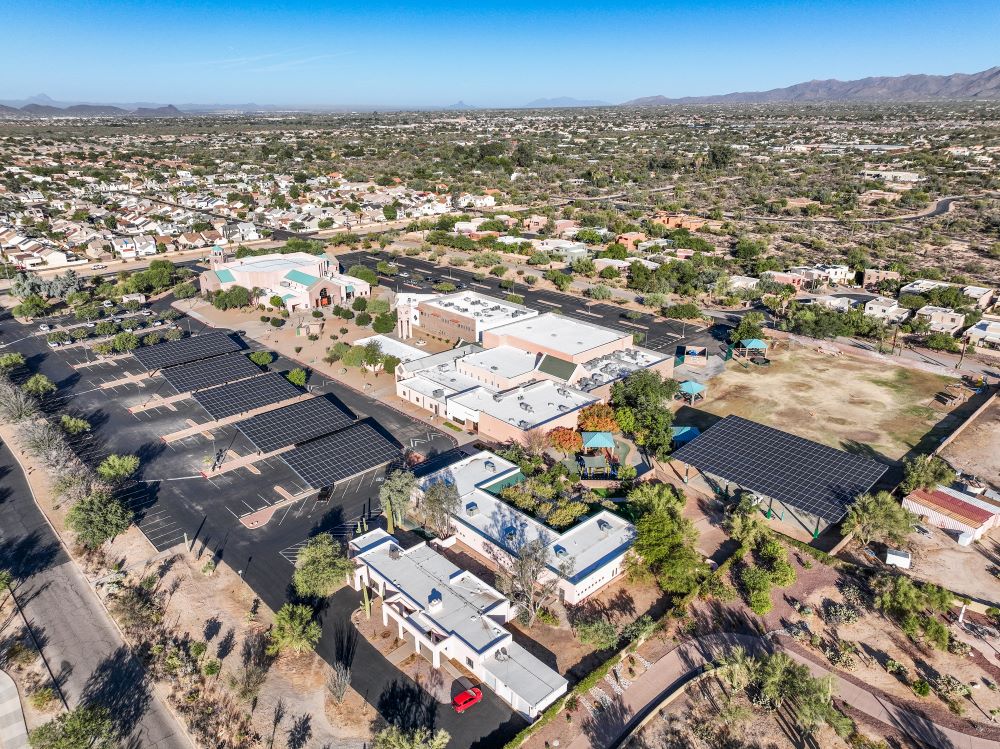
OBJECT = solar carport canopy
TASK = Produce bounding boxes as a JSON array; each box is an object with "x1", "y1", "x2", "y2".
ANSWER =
[
  {"x1": 237, "y1": 396, "x2": 355, "y2": 453},
  {"x1": 671, "y1": 415, "x2": 887, "y2": 523},
  {"x1": 132, "y1": 331, "x2": 241, "y2": 371},
  {"x1": 160, "y1": 352, "x2": 263, "y2": 394},
  {"x1": 281, "y1": 421, "x2": 399, "y2": 489},
  {"x1": 192, "y1": 371, "x2": 301, "y2": 421}
]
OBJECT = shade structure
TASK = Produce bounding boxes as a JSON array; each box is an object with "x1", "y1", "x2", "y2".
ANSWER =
[{"x1": 581, "y1": 431, "x2": 615, "y2": 449}]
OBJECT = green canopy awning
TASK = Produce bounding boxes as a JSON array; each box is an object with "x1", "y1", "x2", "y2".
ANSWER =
[{"x1": 678, "y1": 380, "x2": 706, "y2": 395}]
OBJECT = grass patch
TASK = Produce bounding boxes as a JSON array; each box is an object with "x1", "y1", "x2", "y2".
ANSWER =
[{"x1": 442, "y1": 421, "x2": 463, "y2": 432}]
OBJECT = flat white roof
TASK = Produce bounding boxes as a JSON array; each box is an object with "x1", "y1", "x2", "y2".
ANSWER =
[
  {"x1": 577, "y1": 347, "x2": 666, "y2": 391},
  {"x1": 460, "y1": 346, "x2": 539, "y2": 379},
  {"x1": 450, "y1": 380, "x2": 596, "y2": 430},
  {"x1": 422, "y1": 291, "x2": 537, "y2": 329},
  {"x1": 353, "y1": 532, "x2": 509, "y2": 653},
  {"x1": 421, "y1": 451, "x2": 635, "y2": 585},
  {"x1": 354, "y1": 334, "x2": 428, "y2": 364},
  {"x1": 221, "y1": 251, "x2": 325, "y2": 274},
  {"x1": 491, "y1": 312, "x2": 629, "y2": 357}
]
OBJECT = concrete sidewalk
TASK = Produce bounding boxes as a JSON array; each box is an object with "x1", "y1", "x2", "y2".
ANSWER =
[{"x1": 0, "y1": 670, "x2": 28, "y2": 749}]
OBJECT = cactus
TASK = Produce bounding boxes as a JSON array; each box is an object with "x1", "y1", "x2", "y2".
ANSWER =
[{"x1": 361, "y1": 585, "x2": 371, "y2": 620}]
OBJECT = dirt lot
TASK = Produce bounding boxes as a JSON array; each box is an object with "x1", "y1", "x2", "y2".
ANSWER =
[
  {"x1": 674, "y1": 346, "x2": 961, "y2": 463},
  {"x1": 894, "y1": 525, "x2": 1000, "y2": 609},
  {"x1": 939, "y1": 394, "x2": 1000, "y2": 490}
]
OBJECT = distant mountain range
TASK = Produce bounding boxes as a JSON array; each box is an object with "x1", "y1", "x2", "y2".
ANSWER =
[
  {"x1": 0, "y1": 94, "x2": 185, "y2": 118},
  {"x1": 3, "y1": 68, "x2": 998, "y2": 119},
  {"x1": 624, "y1": 66, "x2": 1000, "y2": 106}
]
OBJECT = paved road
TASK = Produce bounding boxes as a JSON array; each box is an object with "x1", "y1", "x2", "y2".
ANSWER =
[
  {"x1": 733, "y1": 193, "x2": 993, "y2": 225},
  {"x1": 0, "y1": 441, "x2": 191, "y2": 749},
  {"x1": 566, "y1": 632, "x2": 1000, "y2": 749}
]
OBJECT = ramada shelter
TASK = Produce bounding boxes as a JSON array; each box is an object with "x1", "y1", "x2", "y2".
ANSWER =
[
  {"x1": 200, "y1": 251, "x2": 369, "y2": 311},
  {"x1": 349, "y1": 529, "x2": 568, "y2": 718},
  {"x1": 671, "y1": 415, "x2": 887, "y2": 538},
  {"x1": 416, "y1": 450, "x2": 636, "y2": 605}
]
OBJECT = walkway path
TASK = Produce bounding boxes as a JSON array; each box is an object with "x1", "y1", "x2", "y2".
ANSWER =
[
  {"x1": 560, "y1": 633, "x2": 1000, "y2": 749},
  {"x1": 0, "y1": 669, "x2": 28, "y2": 749}
]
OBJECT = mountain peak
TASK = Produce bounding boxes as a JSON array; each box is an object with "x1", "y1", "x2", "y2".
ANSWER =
[{"x1": 622, "y1": 66, "x2": 1000, "y2": 106}]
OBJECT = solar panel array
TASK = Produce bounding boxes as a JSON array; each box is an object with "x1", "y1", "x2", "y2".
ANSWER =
[
  {"x1": 160, "y1": 353, "x2": 263, "y2": 394},
  {"x1": 192, "y1": 372, "x2": 302, "y2": 421},
  {"x1": 671, "y1": 415, "x2": 887, "y2": 523},
  {"x1": 132, "y1": 331, "x2": 241, "y2": 371},
  {"x1": 281, "y1": 421, "x2": 400, "y2": 489},
  {"x1": 237, "y1": 396, "x2": 355, "y2": 453}
]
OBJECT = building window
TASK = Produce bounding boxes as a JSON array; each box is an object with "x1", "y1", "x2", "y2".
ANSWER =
[{"x1": 465, "y1": 657, "x2": 473, "y2": 668}]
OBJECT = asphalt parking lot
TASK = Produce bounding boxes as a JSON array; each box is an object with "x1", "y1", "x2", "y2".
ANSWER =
[{"x1": 1, "y1": 299, "x2": 518, "y2": 746}]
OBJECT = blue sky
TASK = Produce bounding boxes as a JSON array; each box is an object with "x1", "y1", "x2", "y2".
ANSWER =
[{"x1": 4, "y1": 0, "x2": 999, "y2": 107}]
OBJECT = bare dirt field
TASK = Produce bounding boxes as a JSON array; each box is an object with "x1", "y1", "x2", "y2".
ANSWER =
[
  {"x1": 674, "y1": 346, "x2": 961, "y2": 463},
  {"x1": 939, "y1": 394, "x2": 1000, "y2": 490},
  {"x1": 893, "y1": 524, "x2": 1000, "y2": 609}
]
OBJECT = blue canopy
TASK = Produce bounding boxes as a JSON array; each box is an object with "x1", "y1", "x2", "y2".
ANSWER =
[
  {"x1": 740, "y1": 338, "x2": 767, "y2": 350},
  {"x1": 671, "y1": 426, "x2": 701, "y2": 444},
  {"x1": 678, "y1": 380, "x2": 706, "y2": 395},
  {"x1": 581, "y1": 431, "x2": 615, "y2": 449}
]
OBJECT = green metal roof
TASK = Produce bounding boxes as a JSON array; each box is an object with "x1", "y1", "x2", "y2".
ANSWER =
[
  {"x1": 284, "y1": 269, "x2": 320, "y2": 286},
  {"x1": 214, "y1": 268, "x2": 235, "y2": 283},
  {"x1": 740, "y1": 338, "x2": 767, "y2": 349},
  {"x1": 537, "y1": 354, "x2": 577, "y2": 381},
  {"x1": 678, "y1": 380, "x2": 706, "y2": 395}
]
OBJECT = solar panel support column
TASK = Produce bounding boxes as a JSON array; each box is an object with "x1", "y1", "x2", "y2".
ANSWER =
[{"x1": 813, "y1": 516, "x2": 821, "y2": 539}]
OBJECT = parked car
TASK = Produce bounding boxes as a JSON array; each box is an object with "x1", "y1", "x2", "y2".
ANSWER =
[
  {"x1": 141, "y1": 310, "x2": 154, "y2": 317},
  {"x1": 39, "y1": 324, "x2": 51, "y2": 332},
  {"x1": 152, "y1": 320, "x2": 164, "y2": 327},
  {"x1": 452, "y1": 687, "x2": 483, "y2": 714},
  {"x1": 91, "y1": 263, "x2": 107, "y2": 270},
  {"x1": 102, "y1": 300, "x2": 115, "y2": 308},
  {"x1": 84, "y1": 322, "x2": 96, "y2": 328},
  {"x1": 47, "y1": 341, "x2": 60, "y2": 349}
]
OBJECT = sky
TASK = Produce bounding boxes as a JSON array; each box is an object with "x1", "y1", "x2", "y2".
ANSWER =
[{"x1": 3, "y1": 0, "x2": 999, "y2": 108}]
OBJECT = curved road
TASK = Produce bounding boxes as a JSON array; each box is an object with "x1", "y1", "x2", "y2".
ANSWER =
[
  {"x1": 568, "y1": 632, "x2": 1000, "y2": 749},
  {"x1": 732, "y1": 192, "x2": 992, "y2": 225}
]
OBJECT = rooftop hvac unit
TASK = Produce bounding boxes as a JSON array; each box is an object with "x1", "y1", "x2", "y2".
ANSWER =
[
  {"x1": 484, "y1": 459, "x2": 496, "y2": 472},
  {"x1": 519, "y1": 402, "x2": 533, "y2": 412},
  {"x1": 518, "y1": 420, "x2": 530, "y2": 429},
  {"x1": 557, "y1": 404, "x2": 569, "y2": 412},
  {"x1": 389, "y1": 545, "x2": 401, "y2": 560},
  {"x1": 466, "y1": 502, "x2": 479, "y2": 516},
  {"x1": 432, "y1": 389, "x2": 445, "y2": 398},
  {"x1": 492, "y1": 393, "x2": 504, "y2": 403},
  {"x1": 495, "y1": 647, "x2": 509, "y2": 662},
  {"x1": 597, "y1": 519, "x2": 612, "y2": 532},
  {"x1": 554, "y1": 545, "x2": 568, "y2": 558},
  {"x1": 557, "y1": 388, "x2": 569, "y2": 396}
]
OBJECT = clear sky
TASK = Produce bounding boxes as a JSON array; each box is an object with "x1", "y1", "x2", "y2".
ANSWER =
[{"x1": 4, "y1": 0, "x2": 999, "y2": 107}]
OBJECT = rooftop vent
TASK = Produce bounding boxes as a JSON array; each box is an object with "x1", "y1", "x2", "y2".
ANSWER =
[
  {"x1": 554, "y1": 545, "x2": 568, "y2": 558},
  {"x1": 428, "y1": 589, "x2": 443, "y2": 610},
  {"x1": 466, "y1": 501, "x2": 479, "y2": 516},
  {"x1": 484, "y1": 459, "x2": 496, "y2": 472},
  {"x1": 597, "y1": 519, "x2": 612, "y2": 533},
  {"x1": 389, "y1": 545, "x2": 402, "y2": 560}
]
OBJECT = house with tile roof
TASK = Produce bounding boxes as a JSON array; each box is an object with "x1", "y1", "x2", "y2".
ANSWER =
[{"x1": 200, "y1": 251, "x2": 369, "y2": 311}]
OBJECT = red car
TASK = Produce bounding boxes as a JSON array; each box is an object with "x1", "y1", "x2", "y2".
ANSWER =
[{"x1": 452, "y1": 687, "x2": 483, "y2": 713}]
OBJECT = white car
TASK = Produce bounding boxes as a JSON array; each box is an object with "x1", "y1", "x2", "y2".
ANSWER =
[
  {"x1": 102, "y1": 300, "x2": 114, "y2": 308},
  {"x1": 39, "y1": 324, "x2": 51, "y2": 332},
  {"x1": 84, "y1": 322, "x2": 96, "y2": 328},
  {"x1": 152, "y1": 320, "x2": 164, "y2": 327},
  {"x1": 141, "y1": 310, "x2": 154, "y2": 317},
  {"x1": 47, "y1": 341, "x2": 60, "y2": 349},
  {"x1": 91, "y1": 264, "x2": 107, "y2": 270}
]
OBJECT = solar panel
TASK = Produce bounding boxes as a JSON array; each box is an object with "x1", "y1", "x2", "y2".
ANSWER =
[
  {"x1": 237, "y1": 396, "x2": 355, "y2": 453},
  {"x1": 132, "y1": 331, "x2": 241, "y2": 371},
  {"x1": 671, "y1": 415, "x2": 887, "y2": 523},
  {"x1": 281, "y1": 421, "x2": 400, "y2": 489},
  {"x1": 160, "y1": 353, "x2": 263, "y2": 394},
  {"x1": 192, "y1": 372, "x2": 302, "y2": 421}
]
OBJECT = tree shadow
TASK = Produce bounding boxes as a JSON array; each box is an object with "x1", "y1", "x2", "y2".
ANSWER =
[
  {"x1": 80, "y1": 645, "x2": 153, "y2": 745},
  {"x1": 0, "y1": 528, "x2": 64, "y2": 580},
  {"x1": 216, "y1": 627, "x2": 236, "y2": 662},
  {"x1": 286, "y1": 713, "x2": 312, "y2": 749},
  {"x1": 203, "y1": 616, "x2": 222, "y2": 642},
  {"x1": 374, "y1": 678, "x2": 437, "y2": 732},
  {"x1": 581, "y1": 693, "x2": 631, "y2": 749}
]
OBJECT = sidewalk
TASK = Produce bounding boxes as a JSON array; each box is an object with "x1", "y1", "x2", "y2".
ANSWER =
[{"x1": 0, "y1": 670, "x2": 28, "y2": 749}]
